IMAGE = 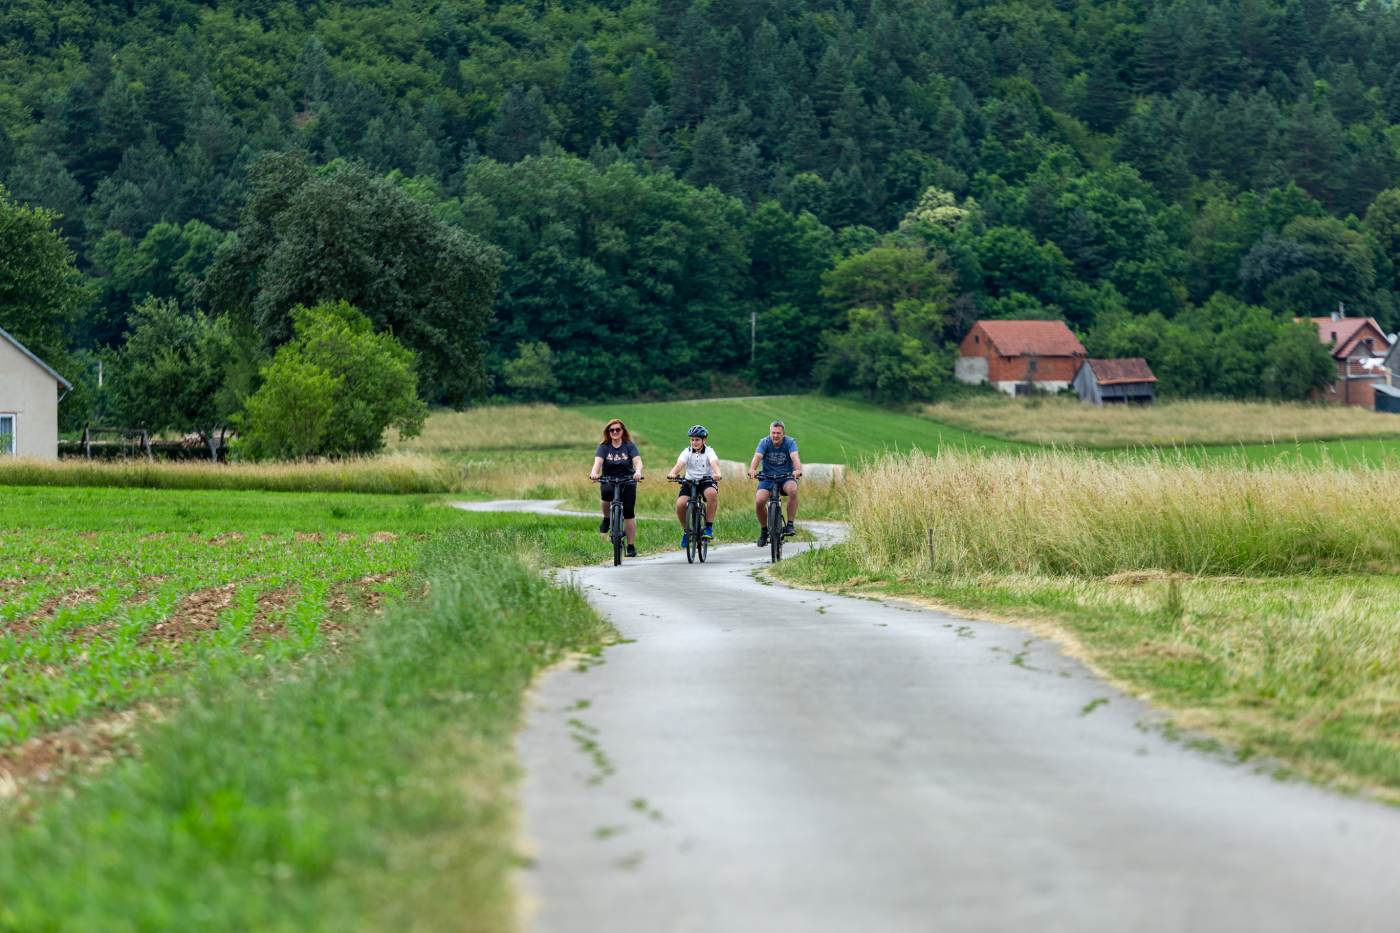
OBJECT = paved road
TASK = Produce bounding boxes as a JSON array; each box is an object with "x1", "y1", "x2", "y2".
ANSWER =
[{"x1": 509, "y1": 511, "x2": 1400, "y2": 933}]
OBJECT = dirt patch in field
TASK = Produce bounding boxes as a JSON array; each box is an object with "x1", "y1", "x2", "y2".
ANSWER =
[
  {"x1": 327, "y1": 573, "x2": 400, "y2": 617},
  {"x1": 369, "y1": 532, "x2": 399, "y2": 544},
  {"x1": 336, "y1": 532, "x2": 354, "y2": 543},
  {"x1": 0, "y1": 705, "x2": 160, "y2": 805},
  {"x1": 141, "y1": 583, "x2": 237, "y2": 644},
  {"x1": 248, "y1": 584, "x2": 299, "y2": 639},
  {"x1": 294, "y1": 532, "x2": 324, "y2": 544},
  {"x1": 207, "y1": 532, "x2": 245, "y2": 546},
  {"x1": 2, "y1": 587, "x2": 103, "y2": 637}
]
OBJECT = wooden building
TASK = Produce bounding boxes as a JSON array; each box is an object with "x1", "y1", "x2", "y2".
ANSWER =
[
  {"x1": 1072, "y1": 358, "x2": 1157, "y2": 405},
  {"x1": 955, "y1": 320, "x2": 1087, "y2": 396}
]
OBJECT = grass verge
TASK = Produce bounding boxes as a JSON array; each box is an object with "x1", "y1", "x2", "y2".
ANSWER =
[
  {"x1": 0, "y1": 529, "x2": 611, "y2": 932},
  {"x1": 0, "y1": 453, "x2": 465, "y2": 494}
]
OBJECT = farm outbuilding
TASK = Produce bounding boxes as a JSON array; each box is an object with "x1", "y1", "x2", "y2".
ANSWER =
[
  {"x1": 0, "y1": 325, "x2": 70, "y2": 459},
  {"x1": 1072, "y1": 358, "x2": 1157, "y2": 405},
  {"x1": 955, "y1": 320, "x2": 1087, "y2": 396},
  {"x1": 1375, "y1": 384, "x2": 1400, "y2": 414}
]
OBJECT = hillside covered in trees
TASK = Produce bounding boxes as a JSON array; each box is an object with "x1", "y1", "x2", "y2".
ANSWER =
[{"x1": 4, "y1": 0, "x2": 1400, "y2": 419}]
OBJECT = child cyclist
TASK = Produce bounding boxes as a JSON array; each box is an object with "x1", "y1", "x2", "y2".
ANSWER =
[{"x1": 666, "y1": 425, "x2": 721, "y2": 548}]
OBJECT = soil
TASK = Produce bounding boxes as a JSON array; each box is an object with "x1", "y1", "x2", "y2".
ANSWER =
[{"x1": 141, "y1": 583, "x2": 237, "y2": 644}]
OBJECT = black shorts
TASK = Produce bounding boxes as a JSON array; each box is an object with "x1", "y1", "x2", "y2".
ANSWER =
[
  {"x1": 676, "y1": 478, "x2": 717, "y2": 500},
  {"x1": 598, "y1": 479, "x2": 637, "y2": 519}
]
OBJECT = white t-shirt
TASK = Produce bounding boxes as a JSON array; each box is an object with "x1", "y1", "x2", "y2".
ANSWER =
[{"x1": 677, "y1": 445, "x2": 721, "y2": 481}]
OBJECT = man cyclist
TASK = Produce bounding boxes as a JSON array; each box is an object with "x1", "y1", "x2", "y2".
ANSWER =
[
  {"x1": 747, "y1": 419, "x2": 802, "y2": 548},
  {"x1": 666, "y1": 425, "x2": 721, "y2": 549}
]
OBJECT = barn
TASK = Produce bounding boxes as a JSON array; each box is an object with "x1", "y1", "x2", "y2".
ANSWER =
[{"x1": 955, "y1": 320, "x2": 1087, "y2": 396}]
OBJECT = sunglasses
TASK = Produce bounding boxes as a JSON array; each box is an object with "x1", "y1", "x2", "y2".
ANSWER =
[{"x1": 608, "y1": 426, "x2": 624, "y2": 433}]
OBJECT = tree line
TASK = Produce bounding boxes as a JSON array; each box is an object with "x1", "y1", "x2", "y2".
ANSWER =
[{"x1": 5, "y1": 0, "x2": 1400, "y2": 436}]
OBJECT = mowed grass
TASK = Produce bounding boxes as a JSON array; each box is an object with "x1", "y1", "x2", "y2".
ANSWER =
[
  {"x1": 570, "y1": 395, "x2": 1023, "y2": 463},
  {"x1": 773, "y1": 450, "x2": 1400, "y2": 799}
]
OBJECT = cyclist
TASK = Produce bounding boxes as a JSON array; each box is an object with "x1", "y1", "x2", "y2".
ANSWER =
[
  {"x1": 747, "y1": 419, "x2": 802, "y2": 548},
  {"x1": 590, "y1": 418, "x2": 642, "y2": 558},
  {"x1": 666, "y1": 425, "x2": 721, "y2": 549}
]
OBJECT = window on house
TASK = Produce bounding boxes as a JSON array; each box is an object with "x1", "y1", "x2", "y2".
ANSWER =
[{"x1": 0, "y1": 414, "x2": 13, "y2": 455}]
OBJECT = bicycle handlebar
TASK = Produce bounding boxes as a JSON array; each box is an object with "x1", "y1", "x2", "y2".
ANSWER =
[
  {"x1": 669, "y1": 475, "x2": 719, "y2": 482},
  {"x1": 753, "y1": 472, "x2": 798, "y2": 482},
  {"x1": 592, "y1": 476, "x2": 641, "y2": 484}
]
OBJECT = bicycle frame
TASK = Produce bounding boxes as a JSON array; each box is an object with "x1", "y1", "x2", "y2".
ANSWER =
[
  {"x1": 593, "y1": 476, "x2": 638, "y2": 566},
  {"x1": 672, "y1": 476, "x2": 717, "y2": 564},
  {"x1": 755, "y1": 472, "x2": 796, "y2": 562}
]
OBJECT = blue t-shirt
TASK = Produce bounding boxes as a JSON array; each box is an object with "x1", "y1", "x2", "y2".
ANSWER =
[{"x1": 755, "y1": 436, "x2": 798, "y2": 477}]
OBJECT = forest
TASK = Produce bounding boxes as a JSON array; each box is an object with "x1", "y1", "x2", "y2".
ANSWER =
[{"x1": 4, "y1": 0, "x2": 1400, "y2": 437}]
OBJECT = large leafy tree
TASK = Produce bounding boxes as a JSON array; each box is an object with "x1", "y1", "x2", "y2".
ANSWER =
[
  {"x1": 111, "y1": 298, "x2": 236, "y2": 460},
  {"x1": 204, "y1": 153, "x2": 502, "y2": 405},
  {"x1": 0, "y1": 184, "x2": 87, "y2": 367},
  {"x1": 239, "y1": 301, "x2": 427, "y2": 460}
]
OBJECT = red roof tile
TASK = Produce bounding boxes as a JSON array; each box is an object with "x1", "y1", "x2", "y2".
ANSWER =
[
  {"x1": 1086, "y1": 358, "x2": 1156, "y2": 385},
  {"x1": 1307, "y1": 317, "x2": 1391, "y2": 359},
  {"x1": 974, "y1": 320, "x2": 1086, "y2": 357}
]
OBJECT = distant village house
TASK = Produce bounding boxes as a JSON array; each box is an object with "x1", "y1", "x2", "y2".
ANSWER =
[
  {"x1": 1306, "y1": 314, "x2": 1395, "y2": 409},
  {"x1": 1072, "y1": 358, "x2": 1157, "y2": 405},
  {"x1": 956, "y1": 320, "x2": 1087, "y2": 396},
  {"x1": 0, "y1": 326, "x2": 71, "y2": 459}
]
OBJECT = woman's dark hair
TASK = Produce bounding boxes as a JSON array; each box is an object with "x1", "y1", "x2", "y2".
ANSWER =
[{"x1": 601, "y1": 419, "x2": 631, "y2": 444}]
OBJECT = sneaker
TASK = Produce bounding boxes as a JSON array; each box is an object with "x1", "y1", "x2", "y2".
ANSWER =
[
  {"x1": 626, "y1": 544, "x2": 637, "y2": 558},
  {"x1": 756, "y1": 529, "x2": 769, "y2": 547},
  {"x1": 599, "y1": 517, "x2": 610, "y2": 533},
  {"x1": 680, "y1": 532, "x2": 689, "y2": 549},
  {"x1": 703, "y1": 524, "x2": 714, "y2": 540},
  {"x1": 783, "y1": 521, "x2": 796, "y2": 537}
]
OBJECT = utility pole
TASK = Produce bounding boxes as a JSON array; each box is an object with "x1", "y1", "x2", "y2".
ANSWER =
[{"x1": 750, "y1": 311, "x2": 756, "y2": 365}]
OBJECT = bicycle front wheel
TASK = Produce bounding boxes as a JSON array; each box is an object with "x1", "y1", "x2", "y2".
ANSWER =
[{"x1": 769, "y1": 501, "x2": 783, "y2": 563}]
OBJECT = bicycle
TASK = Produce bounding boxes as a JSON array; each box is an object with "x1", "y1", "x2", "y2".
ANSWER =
[
  {"x1": 670, "y1": 475, "x2": 719, "y2": 564},
  {"x1": 754, "y1": 471, "x2": 797, "y2": 563},
  {"x1": 592, "y1": 476, "x2": 640, "y2": 566}
]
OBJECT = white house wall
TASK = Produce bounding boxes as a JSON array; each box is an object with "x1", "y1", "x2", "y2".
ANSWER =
[
  {"x1": 0, "y1": 338, "x2": 61, "y2": 458},
  {"x1": 955, "y1": 356, "x2": 989, "y2": 385}
]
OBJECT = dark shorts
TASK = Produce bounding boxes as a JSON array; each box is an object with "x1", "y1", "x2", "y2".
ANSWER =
[
  {"x1": 676, "y1": 478, "x2": 718, "y2": 500},
  {"x1": 757, "y1": 477, "x2": 797, "y2": 494},
  {"x1": 598, "y1": 479, "x2": 637, "y2": 519}
]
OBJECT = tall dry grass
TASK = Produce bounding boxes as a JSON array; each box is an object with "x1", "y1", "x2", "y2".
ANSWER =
[
  {"x1": 389, "y1": 404, "x2": 601, "y2": 452},
  {"x1": 0, "y1": 454, "x2": 464, "y2": 494},
  {"x1": 850, "y1": 450, "x2": 1400, "y2": 576},
  {"x1": 923, "y1": 396, "x2": 1400, "y2": 447}
]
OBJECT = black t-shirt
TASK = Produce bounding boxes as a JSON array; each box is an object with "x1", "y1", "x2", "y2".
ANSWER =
[{"x1": 596, "y1": 440, "x2": 640, "y2": 477}]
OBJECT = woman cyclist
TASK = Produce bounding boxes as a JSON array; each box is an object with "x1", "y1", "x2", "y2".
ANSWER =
[
  {"x1": 590, "y1": 418, "x2": 642, "y2": 557},
  {"x1": 666, "y1": 425, "x2": 721, "y2": 549}
]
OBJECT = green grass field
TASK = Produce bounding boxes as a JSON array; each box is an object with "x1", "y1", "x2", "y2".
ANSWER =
[
  {"x1": 571, "y1": 395, "x2": 1400, "y2": 467},
  {"x1": 571, "y1": 395, "x2": 1022, "y2": 464}
]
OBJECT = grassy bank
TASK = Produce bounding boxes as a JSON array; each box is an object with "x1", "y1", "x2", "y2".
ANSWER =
[
  {"x1": 389, "y1": 404, "x2": 598, "y2": 453},
  {"x1": 923, "y1": 396, "x2": 1400, "y2": 447},
  {"x1": 1, "y1": 453, "x2": 465, "y2": 494},
  {"x1": 0, "y1": 533, "x2": 610, "y2": 932},
  {"x1": 772, "y1": 450, "x2": 1400, "y2": 800}
]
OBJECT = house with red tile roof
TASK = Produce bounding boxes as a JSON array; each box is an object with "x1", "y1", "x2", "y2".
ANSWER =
[
  {"x1": 955, "y1": 320, "x2": 1087, "y2": 395},
  {"x1": 1072, "y1": 358, "x2": 1157, "y2": 405},
  {"x1": 1305, "y1": 315, "x2": 1395, "y2": 408}
]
